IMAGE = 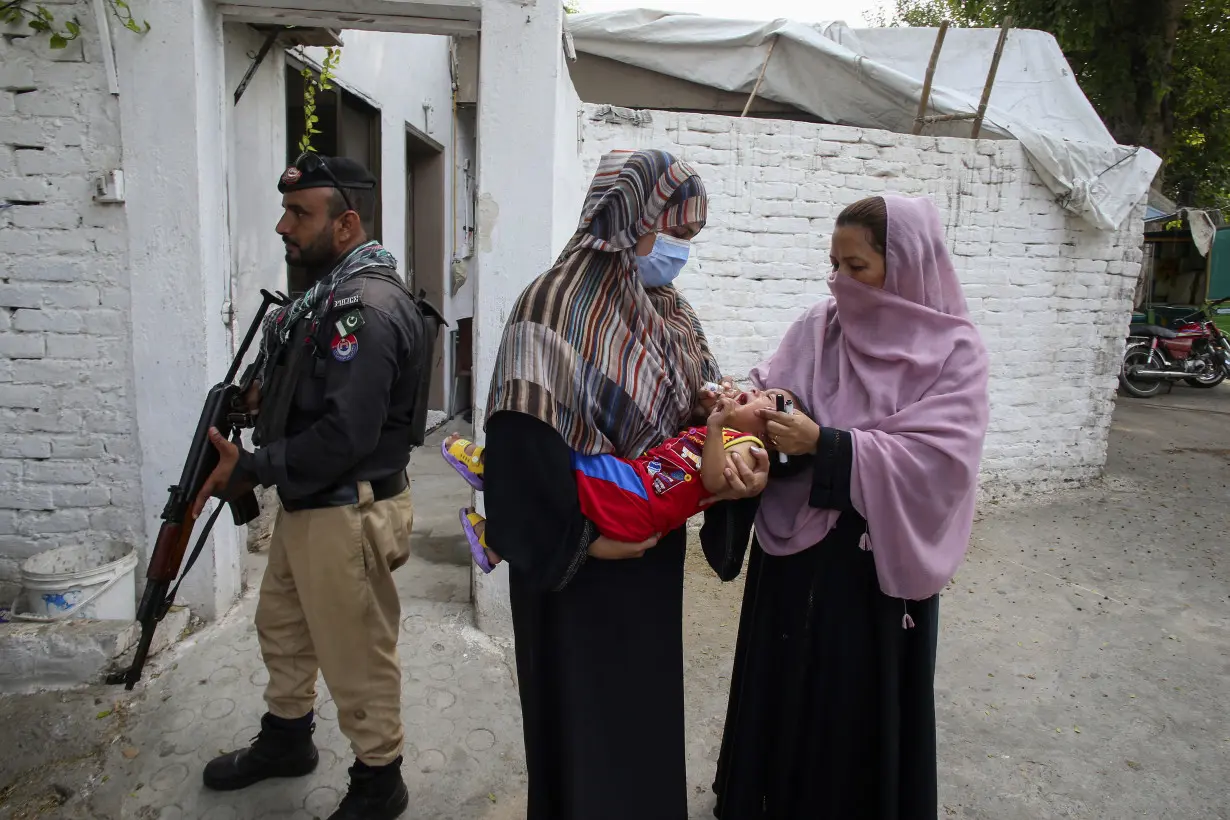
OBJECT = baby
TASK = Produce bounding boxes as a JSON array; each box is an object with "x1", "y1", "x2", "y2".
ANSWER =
[{"x1": 442, "y1": 387, "x2": 792, "y2": 572}]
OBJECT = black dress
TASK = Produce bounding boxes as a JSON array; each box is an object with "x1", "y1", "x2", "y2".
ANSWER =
[
  {"x1": 484, "y1": 410, "x2": 688, "y2": 820},
  {"x1": 700, "y1": 427, "x2": 941, "y2": 820}
]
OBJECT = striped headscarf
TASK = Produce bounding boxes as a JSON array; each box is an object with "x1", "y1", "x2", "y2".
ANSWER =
[{"x1": 485, "y1": 149, "x2": 721, "y2": 459}]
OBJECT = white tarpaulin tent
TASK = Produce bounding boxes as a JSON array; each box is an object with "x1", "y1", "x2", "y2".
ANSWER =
[{"x1": 566, "y1": 10, "x2": 1162, "y2": 232}]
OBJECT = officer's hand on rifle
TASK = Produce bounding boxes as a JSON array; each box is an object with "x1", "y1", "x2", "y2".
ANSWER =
[{"x1": 191, "y1": 427, "x2": 241, "y2": 520}]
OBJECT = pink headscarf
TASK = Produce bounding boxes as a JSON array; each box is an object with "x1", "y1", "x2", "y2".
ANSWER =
[{"x1": 750, "y1": 195, "x2": 990, "y2": 601}]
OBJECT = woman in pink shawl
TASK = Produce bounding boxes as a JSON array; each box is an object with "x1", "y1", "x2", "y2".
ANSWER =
[{"x1": 700, "y1": 194, "x2": 990, "y2": 819}]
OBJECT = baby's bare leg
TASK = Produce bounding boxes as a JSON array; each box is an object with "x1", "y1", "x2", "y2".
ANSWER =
[{"x1": 444, "y1": 432, "x2": 485, "y2": 468}]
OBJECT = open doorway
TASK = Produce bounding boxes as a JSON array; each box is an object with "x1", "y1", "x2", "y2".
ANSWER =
[
  {"x1": 283, "y1": 56, "x2": 383, "y2": 296},
  {"x1": 405, "y1": 122, "x2": 449, "y2": 411}
]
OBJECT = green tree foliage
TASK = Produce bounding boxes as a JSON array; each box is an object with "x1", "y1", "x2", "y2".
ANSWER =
[
  {"x1": 872, "y1": 0, "x2": 1230, "y2": 210},
  {"x1": 1, "y1": 1, "x2": 148, "y2": 49}
]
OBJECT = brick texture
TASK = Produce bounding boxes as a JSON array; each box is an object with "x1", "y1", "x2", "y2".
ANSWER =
[
  {"x1": 579, "y1": 105, "x2": 1143, "y2": 490},
  {"x1": 0, "y1": 5, "x2": 139, "y2": 578}
]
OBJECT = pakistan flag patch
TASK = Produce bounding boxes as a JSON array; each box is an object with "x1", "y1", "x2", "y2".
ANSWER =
[{"x1": 334, "y1": 309, "x2": 365, "y2": 338}]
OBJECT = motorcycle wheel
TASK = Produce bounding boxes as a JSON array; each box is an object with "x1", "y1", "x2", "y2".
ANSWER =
[{"x1": 1119, "y1": 346, "x2": 1167, "y2": 398}]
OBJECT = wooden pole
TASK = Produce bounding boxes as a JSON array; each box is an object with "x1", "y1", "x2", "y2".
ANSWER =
[
  {"x1": 971, "y1": 16, "x2": 1013, "y2": 140},
  {"x1": 918, "y1": 112, "x2": 978, "y2": 124},
  {"x1": 912, "y1": 20, "x2": 950, "y2": 135},
  {"x1": 741, "y1": 36, "x2": 779, "y2": 118}
]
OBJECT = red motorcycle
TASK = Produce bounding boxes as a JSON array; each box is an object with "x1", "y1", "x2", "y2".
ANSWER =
[{"x1": 1119, "y1": 297, "x2": 1230, "y2": 398}]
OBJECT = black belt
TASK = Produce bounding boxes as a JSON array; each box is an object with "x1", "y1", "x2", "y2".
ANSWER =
[{"x1": 279, "y1": 470, "x2": 408, "y2": 513}]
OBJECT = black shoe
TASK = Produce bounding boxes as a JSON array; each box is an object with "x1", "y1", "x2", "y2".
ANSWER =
[
  {"x1": 327, "y1": 756, "x2": 409, "y2": 820},
  {"x1": 202, "y1": 711, "x2": 319, "y2": 791}
]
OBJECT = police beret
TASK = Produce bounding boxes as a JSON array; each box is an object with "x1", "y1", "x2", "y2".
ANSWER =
[{"x1": 278, "y1": 154, "x2": 377, "y2": 194}]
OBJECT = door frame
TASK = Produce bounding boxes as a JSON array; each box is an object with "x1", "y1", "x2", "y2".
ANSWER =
[{"x1": 404, "y1": 121, "x2": 448, "y2": 410}]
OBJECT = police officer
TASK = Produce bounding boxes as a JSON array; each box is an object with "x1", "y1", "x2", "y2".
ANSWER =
[{"x1": 191, "y1": 154, "x2": 437, "y2": 820}]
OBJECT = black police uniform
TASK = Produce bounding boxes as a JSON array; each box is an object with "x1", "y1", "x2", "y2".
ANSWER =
[{"x1": 204, "y1": 155, "x2": 441, "y2": 820}]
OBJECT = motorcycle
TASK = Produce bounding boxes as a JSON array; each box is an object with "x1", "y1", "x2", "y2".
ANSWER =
[{"x1": 1118, "y1": 296, "x2": 1230, "y2": 399}]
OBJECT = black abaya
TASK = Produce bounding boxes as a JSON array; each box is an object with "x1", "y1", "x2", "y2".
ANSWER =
[
  {"x1": 485, "y1": 410, "x2": 688, "y2": 820},
  {"x1": 701, "y1": 428, "x2": 941, "y2": 820}
]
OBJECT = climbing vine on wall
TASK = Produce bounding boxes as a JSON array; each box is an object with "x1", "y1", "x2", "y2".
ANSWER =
[
  {"x1": 0, "y1": 0, "x2": 149, "y2": 49},
  {"x1": 297, "y1": 47, "x2": 342, "y2": 154}
]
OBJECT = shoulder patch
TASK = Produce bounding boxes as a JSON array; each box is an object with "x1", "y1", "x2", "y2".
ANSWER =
[
  {"x1": 331, "y1": 293, "x2": 363, "y2": 311},
  {"x1": 331, "y1": 333, "x2": 358, "y2": 362},
  {"x1": 333, "y1": 308, "x2": 365, "y2": 338}
]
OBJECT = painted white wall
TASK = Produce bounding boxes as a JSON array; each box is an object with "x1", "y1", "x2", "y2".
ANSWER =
[
  {"x1": 577, "y1": 107, "x2": 1145, "y2": 491},
  {"x1": 225, "y1": 24, "x2": 287, "y2": 363},
  {"x1": 471, "y1": 0, "x2": 569, "y2": 638},
  {"x1": 552, "y1": 50, "x2": 586, "y2": 255},
  {"x1": 0, "y1": 1, "x2": 142, "y2": 598},
  {"x1": 113, "y1": 0, "x2": 240, "y2": 619}
]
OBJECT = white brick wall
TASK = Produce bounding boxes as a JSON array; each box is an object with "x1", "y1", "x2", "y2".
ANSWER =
[
  {"x1": 0, "y1": 5, "x2": 140, "y2": 586},
  {"x1": 578, "y1": 105, "x2": 1143, "y2": 490}
]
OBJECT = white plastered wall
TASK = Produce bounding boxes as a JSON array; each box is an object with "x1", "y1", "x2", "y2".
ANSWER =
[{"x1": 575, "y1": 107, "x2": 1145, "y2": 491}]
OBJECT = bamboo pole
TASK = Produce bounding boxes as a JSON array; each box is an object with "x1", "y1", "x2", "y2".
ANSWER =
[
  {"x1": 740, "y1": 36, "x2": 779, "y2": 118},
  {"x1": 970, "y1": 16, "x2": 1013, "y2": 140},
  {"x1": 912, "y1": 20, "x2": 950, "y2": 135}
]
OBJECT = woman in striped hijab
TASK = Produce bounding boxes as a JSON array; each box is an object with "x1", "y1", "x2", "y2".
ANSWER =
[{"x1": 482, "y1": 149, "x2": 768, "y2": 819}]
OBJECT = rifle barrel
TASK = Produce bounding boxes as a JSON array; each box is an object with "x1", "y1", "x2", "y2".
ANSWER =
[{"x1": 224, "y1": 289, "x2": 281, "y2": 383}]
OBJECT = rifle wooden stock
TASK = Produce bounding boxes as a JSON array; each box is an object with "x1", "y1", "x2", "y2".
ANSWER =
[
  {"x1": 146, "y1": 519, "x2": 193, "y2": 581},
  {"x1": 108, "y1": 289, "x2": 284, "y2": 691}
]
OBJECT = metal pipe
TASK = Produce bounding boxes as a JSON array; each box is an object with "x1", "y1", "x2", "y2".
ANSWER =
[{"x1": 1130, "y1": 369, "x2": 1209, "y2": 380}]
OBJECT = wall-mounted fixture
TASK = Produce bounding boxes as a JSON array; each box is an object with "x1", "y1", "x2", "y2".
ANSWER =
[{"x1": 92, "y1": 170, "x2": 125, "y2": 203}]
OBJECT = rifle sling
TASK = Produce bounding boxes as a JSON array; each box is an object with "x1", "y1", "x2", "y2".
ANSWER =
[{"x1": 163, "y1": 500, "x2": 226, "y2": 613}]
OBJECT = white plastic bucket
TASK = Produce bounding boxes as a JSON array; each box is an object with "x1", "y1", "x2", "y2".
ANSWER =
[{"x1": 11, "y1": 542, "x2": 137, "y2": 622}]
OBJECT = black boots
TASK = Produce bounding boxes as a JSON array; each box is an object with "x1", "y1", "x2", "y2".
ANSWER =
[
  {"x1": 201, "y1": 712, "x2": 406, "y2": 819},
  {"x1": 327, "y1": 756, "x2": 409, "y2": 820},
  {"x1": 202, "y1": 711, "x2": 319, "y2": 791}
]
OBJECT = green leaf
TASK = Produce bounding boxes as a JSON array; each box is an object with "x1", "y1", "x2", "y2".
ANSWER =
[
  {"x1": 65, "y1": 20, "x2": 80, "y2": 36},
  {"x1": 49, "y1": 33, "x2": 67, "y2": 48}
]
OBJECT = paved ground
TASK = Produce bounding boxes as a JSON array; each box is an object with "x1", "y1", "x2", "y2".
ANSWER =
[{"x1": 2, "y1": 385, "x2": 1228, "y2": 819}]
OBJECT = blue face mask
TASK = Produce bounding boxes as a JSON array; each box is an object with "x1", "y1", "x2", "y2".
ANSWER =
[{"x1": 636, "y1": 233, "x2": 691, "y2": 288}]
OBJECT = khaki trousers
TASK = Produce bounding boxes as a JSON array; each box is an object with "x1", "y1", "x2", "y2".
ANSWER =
[{"x1": 255, "y1": 482, "x2": 413, "y2": 767}]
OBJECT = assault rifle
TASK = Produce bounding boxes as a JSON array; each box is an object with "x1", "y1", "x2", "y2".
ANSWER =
[{"x1": 108, "y1": 289, "x2": 286, "y2": 690}]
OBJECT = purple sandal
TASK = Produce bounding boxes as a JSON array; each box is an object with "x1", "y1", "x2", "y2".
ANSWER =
[{"x1": 459, "y1": 508, "x2": 494, "y2": 574}]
